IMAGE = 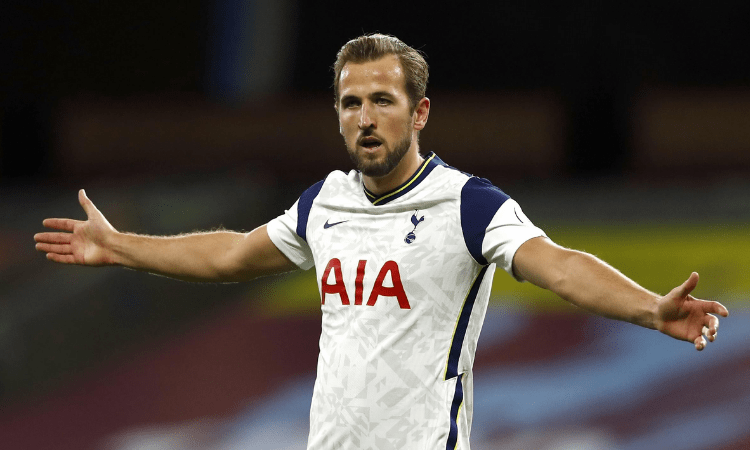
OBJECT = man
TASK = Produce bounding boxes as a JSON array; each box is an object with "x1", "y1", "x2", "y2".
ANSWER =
[{"x1": 35, "y1": 34, "x2": 728, "y2": 450}]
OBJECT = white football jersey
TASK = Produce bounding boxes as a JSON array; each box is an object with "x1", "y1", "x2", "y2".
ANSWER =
[{"x1": 267, "y1": 152, "x2": 546, "y2": 450}]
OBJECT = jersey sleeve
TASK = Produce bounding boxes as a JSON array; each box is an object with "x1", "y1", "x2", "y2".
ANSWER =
[
  {"x1": 482, "y1": 199, "x2": 546, "y2": 279},
  {"x1": 460, "y1": 177, "x2": 546, "y2": 280},
  {"x1": 266, "y1": 180, "x2": 324, "y2": 271}
]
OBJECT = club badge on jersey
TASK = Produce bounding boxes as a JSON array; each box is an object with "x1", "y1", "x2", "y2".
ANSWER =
[{"x1": 404, "y1": 210, "x2": 425, "y2": 244}]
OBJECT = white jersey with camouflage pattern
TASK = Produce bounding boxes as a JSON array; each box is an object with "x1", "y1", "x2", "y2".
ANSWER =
[{"x1": 267, "y1": 152, "x2": 546, "y2": 450}]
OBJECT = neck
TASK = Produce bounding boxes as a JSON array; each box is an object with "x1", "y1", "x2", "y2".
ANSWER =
[{"x1": 362, "y1": 146, "x2": 424, "y2": 195}]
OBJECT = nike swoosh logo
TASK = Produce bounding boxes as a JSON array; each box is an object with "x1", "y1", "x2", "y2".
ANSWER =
[{"x1": 323, "y1": 219, "x2": 349, "y2": 229}]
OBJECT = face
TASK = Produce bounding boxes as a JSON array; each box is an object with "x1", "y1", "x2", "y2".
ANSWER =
[{"x1": 337, "y1": 55, "x2": 420, "y2": 178}]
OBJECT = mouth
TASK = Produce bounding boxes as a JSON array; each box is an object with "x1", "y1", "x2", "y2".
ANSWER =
[{"x1": 357, "y1": 136, "x2": 383, "y2": 152}]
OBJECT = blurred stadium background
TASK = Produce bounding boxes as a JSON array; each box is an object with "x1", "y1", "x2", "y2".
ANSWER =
[{"x1": 1, "y1": 1, "x2": 749, "y2": 449}]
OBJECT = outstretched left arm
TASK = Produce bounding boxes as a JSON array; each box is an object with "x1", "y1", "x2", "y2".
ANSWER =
[{"x1": 513, "y1": 237, "x2": 729, "y2": 351}]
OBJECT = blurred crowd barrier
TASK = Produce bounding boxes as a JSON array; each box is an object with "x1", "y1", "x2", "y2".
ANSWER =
[
  {"x1": 632, "y1": 88, "x2": 750, "y2": 173},
  {"x1": 51, "y1": 91, "x2": 565, "y2": 181},
  {"x1": 48, "y1": 88, "x2": 750, "y2": 182}
]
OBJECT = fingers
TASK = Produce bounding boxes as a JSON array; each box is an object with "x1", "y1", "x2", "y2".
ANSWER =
[
  {"x1": 694, "y1": 335, "x2": 707, "y2": 351},
  {"x1": 35, "y1": 235, "x2": 75, "y2": 263},
  {"x1": 46, "y1": 253, "x2": 77, "y2": 264},
  {"x1": 703, "y1": 313, "x2": 721, "y2": 340},
  {"x1": 34, "y1": 231, "x2": 73, "y2": 245},
  {"x1": 675, "y1": 272, "x2": 700, "y2": 298},
  {"x1": 35, "y1": 242, "x2": 72, "y2": 255},
  {"x1": 696, "y1": 313, "x2": 722, "y2": 351},
  {"x1": 41, "y1": 190, "x2": 96, "y2": 229},
  {"x1": 34, "y1": 233, "x2": 73, "y2": 255},
  {"x1": 710, "y1": 300, "x2": 730, "y2": 318},
  {"x1": 695, "y1": 302, "x2": 727, "y2": 351},
  {"x1": 34, "y1": 232, "x2": 75, "y2": 255},
  {"x1": 41, "y1": 218, "x2": 81, "y2": 232},
  {"x1": 694, "y1": 309, "x2": 715, "y2": 351},
  {"x1": 34, "y1": 233, "x2": 75, "y2": 262},
  {"x1": 681, "y1": 275, "x2": 728, "y2": 352},
  {"x1": 78, "y1": 189, "x2": 100, "y2": 219}
]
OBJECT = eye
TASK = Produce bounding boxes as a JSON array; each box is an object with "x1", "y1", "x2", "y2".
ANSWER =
[
  {"x1": 376, "y1": 98, "x2": 391, "y2": 106},
  {"x1": 343, "y1": 99, "x2": 361, "y2": 108}
]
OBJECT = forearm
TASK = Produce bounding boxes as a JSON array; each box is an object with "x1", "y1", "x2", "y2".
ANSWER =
[
  {"x1": 548, "y1": 250, "x2": 660, "y2": 329},
  {"x1": 109, "y1": 230, "x2": 248, "y2": 282},
  {"x1": 37, "y1": 191, "x2": 295, "y2": 282},
  {"x1": 514, "y1": 237, "x2": 728, "y2": 349}
]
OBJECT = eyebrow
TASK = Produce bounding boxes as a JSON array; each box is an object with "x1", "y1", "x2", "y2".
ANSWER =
[
  {"x1": 340, "y1": 94, "x2": 359, "y2": 104},
  {"x1": 368, "y1": 91, "x2": 398, "y2": 102},
  {"x1": 369, "y1": 91, "x2": 394, "y2": 98}
]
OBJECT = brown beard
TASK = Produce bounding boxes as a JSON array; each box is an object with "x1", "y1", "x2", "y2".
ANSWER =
[{"x1": 346, "y1": 132, "x2": 413, "y2": 178}]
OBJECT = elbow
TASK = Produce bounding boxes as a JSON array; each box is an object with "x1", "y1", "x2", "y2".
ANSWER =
[
  {"x1": 212, "y1": 256, "x2": 247, "y2": 283},
  {"x1": 206, "y1": 251, "x2": 241, "y2": 283}
]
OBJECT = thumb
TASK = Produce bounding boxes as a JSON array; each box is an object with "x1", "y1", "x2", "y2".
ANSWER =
[
  {"x1": 78, "y1": 189, "x2": 99, "y2": 218},
  {"x1": 674, "y1": 272, "x2": 699, "y2": 299}
]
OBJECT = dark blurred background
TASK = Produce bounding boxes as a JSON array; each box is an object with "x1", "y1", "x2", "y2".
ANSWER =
[
  {"x1": 3, "y1": 0, "x2": 749, "y2": 184},
  {"x1": 1, "y1": 1, "x2": 749, "y2": 449}
]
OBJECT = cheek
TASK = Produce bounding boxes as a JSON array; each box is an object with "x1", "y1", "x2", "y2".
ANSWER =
[
  {"x1": 338, "y1": 116, "x2": 354, "y2": 135},
  {"x1": 384, "y1": 116, "x2": 412, "y2": 136}
]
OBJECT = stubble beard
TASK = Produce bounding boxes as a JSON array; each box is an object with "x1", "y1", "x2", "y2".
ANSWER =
[{"x1": 346, "y1": 132, "x2": 413, "y2": 178}]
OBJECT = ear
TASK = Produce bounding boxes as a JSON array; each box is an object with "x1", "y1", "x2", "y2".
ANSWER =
[{"x1": 413, "y1": 97, "x2": 430, "y2": 131}]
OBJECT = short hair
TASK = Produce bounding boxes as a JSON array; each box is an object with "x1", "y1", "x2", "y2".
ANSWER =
[{"x1": 332, "y1": 34, "x2": 429, "y2": 111}]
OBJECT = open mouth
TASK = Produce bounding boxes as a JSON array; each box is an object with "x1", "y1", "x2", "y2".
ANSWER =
[{"x1": 358, "y1": 136, "x2": 383, "y2": 151}]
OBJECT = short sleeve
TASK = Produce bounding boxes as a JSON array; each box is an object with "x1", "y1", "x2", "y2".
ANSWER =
[
  {"x1": 482, "y1": 199, "x2": 546, "y2": 279},
  {"x1": 266, "y1": 180, "x2": 324, "y2": 270},
  {"x1": 460, "y1": 177, "x2": 546, "y2": 280}
]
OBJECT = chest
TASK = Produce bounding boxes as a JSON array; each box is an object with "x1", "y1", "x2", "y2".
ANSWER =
[
  {"x1": 306, "y1": 201, "x2": 477, "y2": 312},
  {"x1": 309, "y1": 201, "x2": 466, "y2": 263}
]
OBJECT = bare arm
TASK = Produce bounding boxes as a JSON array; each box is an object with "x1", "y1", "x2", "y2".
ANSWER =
[
  {"x1": 34, "y1": 190, "x2": 297, "y2": 282},
  {"x1": 513, "y1": 236, "x2": 729, "y2": 350}
]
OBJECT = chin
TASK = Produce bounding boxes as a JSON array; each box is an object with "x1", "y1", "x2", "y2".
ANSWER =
[
  {"x1": 356, "y1": 154, "x2": 392, "y2": 177},
  {"x1": 360, "y1": 165, "x2": 393, "y2": 178},
  {"x1": 347, "y1": 135, "x2": 411, "y2": 178}
]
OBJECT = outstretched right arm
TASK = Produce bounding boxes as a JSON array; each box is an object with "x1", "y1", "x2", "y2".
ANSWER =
[{"x1": 34, "y1": 190, "x2": 297, "y2": 282}]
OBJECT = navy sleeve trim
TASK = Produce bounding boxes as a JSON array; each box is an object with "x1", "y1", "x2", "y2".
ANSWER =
[
  {"x1": 296, "y1": 180, "x2": 325, "y2": 242},
  {"x1": 445, "y1": 373, "x2": 464, "y2": 450},
  {"x1": 444, "y1": 265, "x2": 488, "y2": 380},
  {"x1": 460, "y1": 177, "x2": 510, "y2": 265}
]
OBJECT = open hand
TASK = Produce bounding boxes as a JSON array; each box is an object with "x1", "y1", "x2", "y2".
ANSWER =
[
  {"x1": 655, "y1": 272, "x2": 729, "y2": 351},
  {"x1": 34, "y1": 189, "x2": 118, "y2": 266}
]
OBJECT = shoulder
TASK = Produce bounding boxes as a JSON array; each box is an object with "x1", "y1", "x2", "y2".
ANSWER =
[
  {"x1": 427, "y1": 156, "x2": 510, "y2": 206},
  {"x1": 295, "y1": 170, "x2": 363, "y2": 240},
  {"x1": 460, "y1": 176, "x2": 511, "y2": 209},
  {"x1": 298, "y1": 169, "x2": 355, "y2": 203},
  {"x1": 458, "y1": 176, "x2": 512, "y2": 265},
  {"x1": 295, "y1": 171, "x2": 343, "y2": 240}
]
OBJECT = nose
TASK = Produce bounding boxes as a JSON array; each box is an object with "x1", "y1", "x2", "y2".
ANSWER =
[{"x1": 358, "y1": 103, "x2": 375, "y2": 130}]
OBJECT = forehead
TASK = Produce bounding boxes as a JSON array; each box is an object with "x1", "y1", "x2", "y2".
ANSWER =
[{"x1": 339, "y1": 54, "x2": 407, "y2": 98}]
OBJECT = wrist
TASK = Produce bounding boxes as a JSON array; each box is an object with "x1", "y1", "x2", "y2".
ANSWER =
[
  {"x1": 641, "y1": 293, "x2": 661, "y2": 330},
  {"x1": 104, "y1": 230, "x2": 128, "y2": 266}
]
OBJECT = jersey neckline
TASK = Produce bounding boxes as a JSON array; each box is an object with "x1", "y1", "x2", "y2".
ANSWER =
[{"x1": 362, "y1": 152, "x2": 446, "y2": 206}]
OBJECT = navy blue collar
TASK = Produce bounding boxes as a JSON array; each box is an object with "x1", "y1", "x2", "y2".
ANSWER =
[{"x1": 362, "y1": 152, "x2": 446, "y2": 206}]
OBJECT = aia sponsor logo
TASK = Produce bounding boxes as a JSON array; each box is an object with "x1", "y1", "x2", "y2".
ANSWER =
[{"x1": 320, "y1": 258, "x2": 410, "y2": 309}]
